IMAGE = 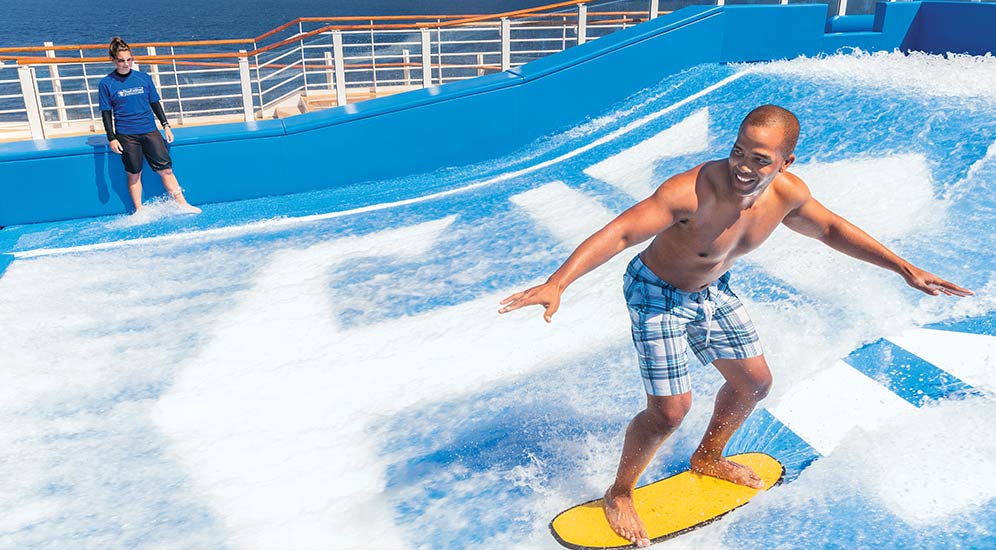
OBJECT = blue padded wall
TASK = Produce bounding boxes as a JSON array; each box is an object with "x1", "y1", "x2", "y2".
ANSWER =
[{"x1": 907, "y1": 1, "x2": 996, "y2": 55}]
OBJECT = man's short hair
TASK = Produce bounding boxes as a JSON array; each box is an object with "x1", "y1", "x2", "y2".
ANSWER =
[
  {"x1": 108, "y1": 37, "x2": 131, "y2": 59},
  {"x1": 741, "y1": 105, "x2": 800, "y2": 157}
]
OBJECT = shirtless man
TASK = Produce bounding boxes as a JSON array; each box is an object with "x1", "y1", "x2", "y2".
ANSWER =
[{"x1": 498, "y1": 105, "x2": 972, "y2": 547}]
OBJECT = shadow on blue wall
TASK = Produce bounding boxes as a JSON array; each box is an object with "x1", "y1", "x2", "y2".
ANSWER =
[{"x1": 88, "y1": 135, "x2": 169, "y2": 209}]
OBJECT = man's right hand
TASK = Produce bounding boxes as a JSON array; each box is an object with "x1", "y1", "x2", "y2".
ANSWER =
[
  {"x1": 498, "y1": 281, "x2": 563, "y2": 323},
  {"x1": 109, "y1": 139, "x2": 123, "y2": 154}
]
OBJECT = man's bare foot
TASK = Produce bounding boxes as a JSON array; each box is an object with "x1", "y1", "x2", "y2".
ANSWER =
[
  {"x1": 690, "y1": 453, "x2": 764, "y2": 488},
  {"x1": 177, "y1": 203, "x2": 202, "y2": 214},
  {"x1": 603, "y1": 486, "x2": 651, "y2": 547}
]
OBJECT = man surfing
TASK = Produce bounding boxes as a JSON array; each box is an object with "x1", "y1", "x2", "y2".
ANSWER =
[{"x1": 498, "y1": 105, "x2": 972, "y2": 547}]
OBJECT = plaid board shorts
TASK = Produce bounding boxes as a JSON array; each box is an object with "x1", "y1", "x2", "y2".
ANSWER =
[{"x1": 624, "y1": 254, "x2": 764, "y2": 396}]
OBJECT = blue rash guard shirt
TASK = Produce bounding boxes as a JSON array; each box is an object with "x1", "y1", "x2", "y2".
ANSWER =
[{"x1": 98, "y1": 69, "x2": 161, "y2": 135}]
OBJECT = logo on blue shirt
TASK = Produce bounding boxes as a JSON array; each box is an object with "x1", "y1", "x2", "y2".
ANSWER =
[{"x1": 118, "y1": 87, "x2": 145, "y2": 97}]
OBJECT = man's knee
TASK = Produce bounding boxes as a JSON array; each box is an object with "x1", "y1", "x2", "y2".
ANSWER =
[
  {"x1": 715, "y1": 357, "x2": 772, "y2": 400},
  {"x1": 157, "y1": 167, "x2": 174, "y2": 176},
  {"x1": 738, "y1": 369, "x2": 772, "y2": 400},
  {"x1": 727, "y1": 369, "x2": 772, "y2": 401},
  {"x1": 646, "y1": 394, "x2": 692, "y2": 431}
]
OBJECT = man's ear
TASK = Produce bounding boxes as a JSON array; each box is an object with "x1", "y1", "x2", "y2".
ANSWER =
[{"x1": 780, "y1": 154, "x2": 796, "y2": 172}]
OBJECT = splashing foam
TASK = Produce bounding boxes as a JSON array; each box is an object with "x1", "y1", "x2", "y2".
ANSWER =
[
  {"x1": 749, "y1": 50, "x2": 996, "y2": 98},
  {"x1": 104, "y1": 196, "x2": 200, "y2": 228}
]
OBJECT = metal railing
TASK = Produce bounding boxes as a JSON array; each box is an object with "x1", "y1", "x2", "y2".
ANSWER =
[
  {"x1": 0, "y1": 0, "x2": 921, "y2": 142},
  {"x1": 0, "y1": 0, "x2": 654, "y2": 141}
]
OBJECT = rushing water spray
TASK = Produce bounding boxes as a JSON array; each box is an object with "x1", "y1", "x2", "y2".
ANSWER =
[{"x1": 0, "y1": 51, "x2": 993, "y2": 549}]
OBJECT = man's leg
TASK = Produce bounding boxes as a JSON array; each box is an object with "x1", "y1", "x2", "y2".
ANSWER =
[
  {"x1": 156, "y1": 168, "x2": 202, "y2": 213},
  {"x1": 689, "y1": 355, "x2": 771, "y2": 487},
  {"x1": 127, "y1": 171, "x2": 143, "y2": 213},
  {"x1": 604, "y1": 392, "x2": 692, "y2": 547}
]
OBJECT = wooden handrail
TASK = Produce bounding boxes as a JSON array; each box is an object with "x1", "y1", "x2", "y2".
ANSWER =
[
  {"x1": 427, "y1": 0, "x2": 588, "y2": 28},
  {"x1": 0, "y1": 2, "x2": 650, "y2": 67},
  {"x1": 0, "y1": 1, "x2": 601, "y2": 54},
  {"x1": 1, "y1": 54, "x2": 245, "y2": 64}
]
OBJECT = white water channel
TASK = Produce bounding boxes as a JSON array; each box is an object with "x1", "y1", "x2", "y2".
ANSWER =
[{"x1": 1, "y1": 51, "x2": 994, "y2": 548}]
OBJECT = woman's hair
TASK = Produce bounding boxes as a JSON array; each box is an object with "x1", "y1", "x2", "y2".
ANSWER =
[{"x1": 108, "y1": 37, "x2": 131, "y2": 59}]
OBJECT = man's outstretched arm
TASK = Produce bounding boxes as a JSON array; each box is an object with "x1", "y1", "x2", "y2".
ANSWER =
[
  {"x1": 499, "y1": 180, "x2": 683, "y2": 321},
  {"x1": 782, "y1": 192, "x2": 973, "y2": 297}
]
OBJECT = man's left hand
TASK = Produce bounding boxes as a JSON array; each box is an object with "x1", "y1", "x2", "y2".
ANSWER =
[
  {"x1": 903, "y1": 266, "x2": 973, "y2": 297},
  {"x1": 164, "y1": 127, "x2": 174, "y2": 143}
]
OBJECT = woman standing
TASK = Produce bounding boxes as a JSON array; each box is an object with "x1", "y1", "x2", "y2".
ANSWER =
[{"x1": 99, "y1": 37, "x2": 200, "y2": 214}]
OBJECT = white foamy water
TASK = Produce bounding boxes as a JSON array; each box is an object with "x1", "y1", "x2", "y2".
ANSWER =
[
  {"x1": 1, "y1": 51, "x2": 994, "y2": 549},
  {"x1": 750, "y1": 50, "x2": 996, "y2": 98}
]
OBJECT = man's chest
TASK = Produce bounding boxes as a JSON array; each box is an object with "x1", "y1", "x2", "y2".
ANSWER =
[{"x1": 678, "y1": 206, "x2": 787, "y2": 259}]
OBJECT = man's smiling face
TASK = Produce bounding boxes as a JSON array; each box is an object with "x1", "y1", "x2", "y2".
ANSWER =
[{"x1": 727, "y1": 123, "x2": 795, "y2": 198}]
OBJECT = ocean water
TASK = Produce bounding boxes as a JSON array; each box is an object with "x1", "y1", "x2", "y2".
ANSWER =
[
  {"x1": 0, "y1": 50, "x2": 994, "y2": 548},
  {"x1": 0, "y1": 0, "x2": 657, "y2": 47}
]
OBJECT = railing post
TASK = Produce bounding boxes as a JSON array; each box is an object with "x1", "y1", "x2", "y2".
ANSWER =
[
  {"x1": 477, "y1": 53, "x2": 485, "y2": 77},
  {"x1": 169, "y1": 46, "x2": 184, "y2": 124},
  {"x1": 420, "y1": 29, "x2": 432, "y2": 87},
  {"x1": 649, "y1": 0, "x2": 660, "y2": 19},
  {"x1": 402, "y1": 49, "x2": 411, "y2": 86},
  {"x1": 435, "y1": 26, "x2": 444, "y2": 84},
  {"x1": 577, "y1": 4, "x2": 588, "y2": 46},
  {"x1": 44, "y1": 42, "x2": 68, "y2": 128},
  {"x1": 500, "y1": 18, "x2": 511, "y2": 71},
  {"x1": 254, "y1": 47, "x2": 264, "y2": 114},
  {"x1": 18, "y1": 65, "x2": 46, "y2": 140},
  {"x1": 300, "y1": 36, "x2": 309, "y2": 94},
  {"x1": 80, "y1": 53, "x2": 97, "y2": 127},
  {"x1": 332, "y1": 30, "x2": 348, "y2": 106},
  {"x1": 325, "y1": 51, "x2": 335, "y2": 91},
  {"x1": 561, "y1": 16, "x2": 568, "y2": 50},
  {"x1": 238, "y1": 50, "x2": 254, "y2": 122},
  {"x1": 837, "y1": 0, "x2": 848, "y2": 16},
  {"x1": 146, "y1": 46, "x2": 161, "y2": 90},
  {"x1": 369, "y1": 27, "x2": 378, "y2": 92},
  {"x1": 146, "y1": 44, "x2": 161, "y2": 126}
]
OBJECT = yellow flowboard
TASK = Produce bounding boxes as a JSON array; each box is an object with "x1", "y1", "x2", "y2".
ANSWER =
[{"x1": 550, "y1": 452, "x2": 784, "y2": 549}]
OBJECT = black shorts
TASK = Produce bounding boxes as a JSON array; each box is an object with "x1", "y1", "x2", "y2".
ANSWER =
[{"x1": 117, "y1": 131, "x2": 172, "y2": 174}]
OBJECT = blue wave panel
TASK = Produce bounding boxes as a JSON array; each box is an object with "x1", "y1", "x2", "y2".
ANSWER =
[
  {"x1": 0, "y1": 253, "x2": 11, "y2": 277},
  {"x1": 726, "y1": 408, "x2": 821, "y2": 483},
  {"x1": 925, "y1": 313, "x2": 996, "y2": 337},
  {"x1": 842, "y1": 338, "x2": 976, "y2": 407}
]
